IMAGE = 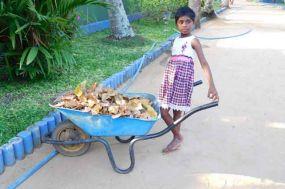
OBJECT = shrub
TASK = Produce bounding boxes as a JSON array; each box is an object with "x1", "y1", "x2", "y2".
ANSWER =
[
  {"x1": 0, "y1": 0, "x2": 107, "y2": 80},
  {"x1": 141, "y1": 0, "x2": 188, "y2": 21}
]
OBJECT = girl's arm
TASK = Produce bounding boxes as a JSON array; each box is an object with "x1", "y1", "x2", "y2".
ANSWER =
[{"x1": 191, "y1": 38, "x2": 219, "y2": 101}]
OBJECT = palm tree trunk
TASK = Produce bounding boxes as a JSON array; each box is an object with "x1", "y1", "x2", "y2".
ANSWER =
[
  {"x1": 222, "y1": 0, "x2": 230, "y2": 8},
  {"x1": 106, "y1": 0, "x2": 135, "y2": 39},
  {"x1": 204, "y1": 0, "x2": 214, "y2": 13},
  {"x1": 202, "y1": 0, "x2": 217, "y2": 18},
  {"x1": 188, "y1": 0, "x2": 201, "y2": 29}
]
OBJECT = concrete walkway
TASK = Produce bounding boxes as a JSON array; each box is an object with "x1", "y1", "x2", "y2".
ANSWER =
[{"x1": 1, "y1": 0, "x2": 285, "y2": 188}]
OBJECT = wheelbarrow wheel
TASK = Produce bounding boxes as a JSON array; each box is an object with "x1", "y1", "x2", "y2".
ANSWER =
[
  {"x1": 115, "y1": 136, "x2": 135, "y2": 143},
  {"x1": 52, "y1": 120, "x2": 91, "y2": 157}
]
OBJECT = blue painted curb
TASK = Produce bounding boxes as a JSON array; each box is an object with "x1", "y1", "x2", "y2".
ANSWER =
[
  {"x1": 17, "y1": 131, "x2": 34, "y2": 155},
  {"x1": 52, "y1": 111, "x2": 62, "y2": 125},
  {"x1": 258, "y1": 1, "x2": 285, "y2": 8},
  {"x1": 43, "y1": 116, "x2": 56, "y2": 133},
  {"x1": 8, "y1": 137, "x2": 25, "y2": 161},
  {"x1": 35, "y1": 121, "x2": 49, "y2": 140},
  {"x1": 259, "y1": 0, "x2": 284, "y2": 3},
  {"x1": 0, "y1": 148, "x2": 4, "y2": 174},
  {"x1": 26, "y1": 125, "x2": 42, "y2": 148},
  {"x1": 1, "y1": 143, "x2": 16, "y2": 166},
  {"x1": 80, "y1": 12, "x2": 143, "y2": 35},
  {"x1": 216, "y1": 7, "x2": 227, "y2": 14}
]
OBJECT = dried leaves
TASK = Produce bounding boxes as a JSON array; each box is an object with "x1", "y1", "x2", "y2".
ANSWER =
[{"x1": 52, "y1": 82, "x2": 158, "y2": 120}]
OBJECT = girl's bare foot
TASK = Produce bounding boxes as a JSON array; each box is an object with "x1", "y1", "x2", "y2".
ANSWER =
[{"x1": 162, "y1": 137, "x2": 183, "y2": 154}]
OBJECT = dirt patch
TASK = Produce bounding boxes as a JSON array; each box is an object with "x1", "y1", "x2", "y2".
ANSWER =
[{"x1": 0, "y1": 92, "x2": 26, "y2": 106}]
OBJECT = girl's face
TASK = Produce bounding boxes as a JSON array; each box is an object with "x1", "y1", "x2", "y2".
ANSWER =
[{"x1": 176, "y1": 16, "x2": 193, "y2": 36}]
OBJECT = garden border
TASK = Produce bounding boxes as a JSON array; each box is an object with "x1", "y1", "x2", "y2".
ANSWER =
[
  {"x1": 80, "y1": 12, "x2": 144, "y2": 35},
  {"x1": 258, "y1": 0, "x2": 284, "y2": 4},
  {"x1": 258, "y1": 0, "x2": 285, "y2": 9}
]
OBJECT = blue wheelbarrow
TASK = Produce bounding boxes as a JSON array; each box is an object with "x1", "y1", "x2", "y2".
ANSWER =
[{"x1": 43, "y1": 81, "x2": 218, "y2": 174}]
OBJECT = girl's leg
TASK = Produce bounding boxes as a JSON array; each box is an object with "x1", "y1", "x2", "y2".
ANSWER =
[
  {"x1": 172, "y1": 109, "x2": 183, "y2": 140},
  {"x1": 161, "y1": 108, "x2": 183, "y2": 153},
  {"x1": 160, "y1": 107, "x2": 173, "y2": 126}
]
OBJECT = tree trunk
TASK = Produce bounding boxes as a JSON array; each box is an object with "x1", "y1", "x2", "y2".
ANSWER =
[
  {"x1": 188, "y1": 0, "x2": 201, "y2": 29},
  {"x1": 204, "y1": 0, "x2": 214, "y2": 13},
  {"x1": 222, "y1": 0, "x2": 230, "y2": 8},
  {"x1": 201, "y1": 0, "x2": 217, "y2": 18},
  {"x1": 106, "y1": 0, "x2": 135, "y2": 39}
]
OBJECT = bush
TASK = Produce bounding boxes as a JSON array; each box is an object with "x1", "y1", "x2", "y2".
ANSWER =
[
  {"x1": 141, "y1": 0, "x2": 188, "y2": 21},
  {"x1": 0, "y1": 0, "x2": 107, "y2": 80}
]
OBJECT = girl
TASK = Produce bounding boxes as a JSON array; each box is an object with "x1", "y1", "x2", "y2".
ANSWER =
[{"x1": 158, "y1": 6, "x2": 219, "y2": 153}]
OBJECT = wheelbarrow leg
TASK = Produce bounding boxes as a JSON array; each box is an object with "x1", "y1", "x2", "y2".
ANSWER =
[{"x1": 95, "y1": 137, "x2": 137, "y2": 174}]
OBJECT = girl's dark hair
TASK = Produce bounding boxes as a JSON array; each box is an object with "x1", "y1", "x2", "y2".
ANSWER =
[{"x1": 175, "y1": 6, "x2": 196, "y2": 24}]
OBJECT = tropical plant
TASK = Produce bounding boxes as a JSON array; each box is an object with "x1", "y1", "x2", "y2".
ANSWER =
[{"x1": 0, "y1": 0, "x2": 107, "y2": 80}]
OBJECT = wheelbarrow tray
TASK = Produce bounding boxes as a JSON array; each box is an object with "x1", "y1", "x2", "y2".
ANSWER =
[{"x1": 53, "y1": 93, "x2": 161, "y2": 136}]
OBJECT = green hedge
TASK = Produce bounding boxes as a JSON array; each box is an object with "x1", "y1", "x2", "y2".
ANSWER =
[{"x1": 141, "y1": 0, "x2": 188, "y2": 21}]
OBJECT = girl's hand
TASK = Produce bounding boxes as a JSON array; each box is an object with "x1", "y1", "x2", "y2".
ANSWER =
[{"x1": 208, "y1": 86, "x2": 219, "y2": 101}]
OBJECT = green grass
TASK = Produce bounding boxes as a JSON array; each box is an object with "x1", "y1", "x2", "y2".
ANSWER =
[
  {"x1": 0, "y1": 19, "x2": 176, "y2": 145},
  {"x1": 213, "y1": 0, "x2": 222, "y2": 10}
]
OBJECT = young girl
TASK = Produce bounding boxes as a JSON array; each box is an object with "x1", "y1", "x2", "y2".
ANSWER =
[{"x1": 158, "y1": 6, "x2": 219, "y2": 153}]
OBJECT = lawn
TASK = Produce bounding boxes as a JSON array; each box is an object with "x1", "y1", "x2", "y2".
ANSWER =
[{"x1": 0, "y1": 19, "x2": 176, "y2": 145}]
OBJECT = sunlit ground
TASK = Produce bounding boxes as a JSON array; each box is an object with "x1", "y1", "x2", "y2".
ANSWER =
[
  {"x1": 193, "y1": 173, "x2": 285, "y2": 188},
  {"x1": 216, "y1": 31, "x2": 285, "y2": 50},
  {"x1": 266, "y1": 122, "x2": 285, "y2": 129},
  {"x1": 221, "y1": 116, "x2": 248, "y2": 123},
  {"x1": 191, "y1": 4, "x2": 285, "y2": 188},
  {"x1": 216, "y1": 9, "x2": 285, "y2": 50},
  {"x1": 224, "y1": 10, "x2": 285, "y2": 26}
]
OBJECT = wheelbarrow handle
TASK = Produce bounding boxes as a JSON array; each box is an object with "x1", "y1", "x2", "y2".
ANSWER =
[
  {"x1": 173, "y1": 100, "x2": 218, "y2": 127},
  {"x1": 193, "y1": 80, "x2": 203, "y2": 86},
  {"x1": 133, "y1": 100, "x2": 219, "y2": 141}
]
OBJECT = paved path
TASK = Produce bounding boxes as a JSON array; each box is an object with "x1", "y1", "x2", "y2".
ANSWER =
[{"x1": 1, "y1": 0, "x2": 285, "y2": 188}]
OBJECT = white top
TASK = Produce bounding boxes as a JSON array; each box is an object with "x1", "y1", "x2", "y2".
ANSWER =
[{"x1": 171, "y1": 35, "x2": 196, "y2": 58}]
